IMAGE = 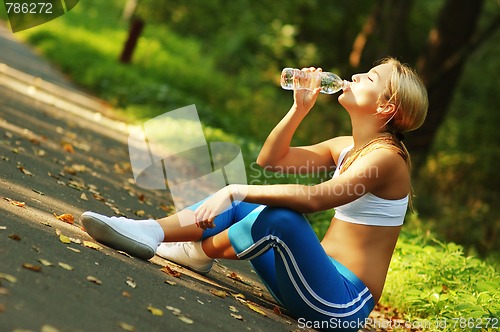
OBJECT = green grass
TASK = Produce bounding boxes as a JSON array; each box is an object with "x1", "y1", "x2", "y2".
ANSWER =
[
  {"x1": 383, "y1": 221, "x2": 500, "y2": 331},
  {"x1": 4, "y1": 0, "x2": 499, "y2": 329}
]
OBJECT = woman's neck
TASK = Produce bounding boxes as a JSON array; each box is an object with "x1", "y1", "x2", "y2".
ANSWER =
[{"x1": 350, "y1": 116, "x2": 386, "y2": 151}]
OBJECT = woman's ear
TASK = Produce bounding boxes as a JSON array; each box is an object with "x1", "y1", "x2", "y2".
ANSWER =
[{"x1": 376, "y1": 103, "x2": 396, "y2": 119}]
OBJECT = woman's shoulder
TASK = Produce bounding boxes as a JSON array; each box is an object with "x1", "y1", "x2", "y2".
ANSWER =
[{"x1": 322, "y1": 136, "x2": 354, "y2": 164}]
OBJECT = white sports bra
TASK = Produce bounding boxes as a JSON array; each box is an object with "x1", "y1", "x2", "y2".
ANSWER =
[{"x1": 333, "y1": 145, "x2": 408, "y2": 227}]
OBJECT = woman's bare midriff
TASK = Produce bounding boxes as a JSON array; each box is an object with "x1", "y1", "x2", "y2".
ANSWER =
[{"x1": 320, "y1": 217, "x2": 401, "y2": 303}]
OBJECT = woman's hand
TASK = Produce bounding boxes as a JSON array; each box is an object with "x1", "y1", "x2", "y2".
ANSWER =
[
  {"x1": 293, "y1": 67, "x2": 322, "y2": 111},
  {"x1": 193, "y1": 186, "x2": 234, "y2": 229}
]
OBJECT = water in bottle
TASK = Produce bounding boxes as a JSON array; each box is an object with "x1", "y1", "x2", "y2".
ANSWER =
[{"x1": 281, "y1": 68, "x2": 349, "y2": 94}]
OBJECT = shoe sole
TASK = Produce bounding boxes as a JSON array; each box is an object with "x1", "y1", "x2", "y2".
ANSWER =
[{"x1": 81, "y1": 214, "x2": 155, "y2": 260}]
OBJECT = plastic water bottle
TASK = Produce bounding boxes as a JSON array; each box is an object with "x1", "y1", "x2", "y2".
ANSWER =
[{"x1": 281, "y1": 68, "x2": 349, "y2": 94}]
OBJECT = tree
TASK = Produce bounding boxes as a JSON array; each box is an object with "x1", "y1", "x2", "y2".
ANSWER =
[
  {"x1": 347, "y1": 0, "x2": 498, "y2": 172},
  {"x1": 349, "y1": 0, "x2": 415, "y2": 68},
  {"x1": 119, "y1": 0, "x2": 142, "y2": 64},
  {"x1": 410, "y1": 0, "x2": 499, "y2": 170}
]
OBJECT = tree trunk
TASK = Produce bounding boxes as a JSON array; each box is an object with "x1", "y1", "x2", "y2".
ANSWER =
[
  {"x1": 119, "y1": 16, "x2": 145, "y2": 64},
  {"x1": 408, "y1": 0, "x2": 485, "y2": 170},
  {"x1": 349, "y1": 0, "x2": 414, "y2": 70}
]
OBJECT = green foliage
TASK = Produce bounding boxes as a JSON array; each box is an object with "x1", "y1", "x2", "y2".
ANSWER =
[
  {"x1": 383, "y1": 224, "x2": 500, "y2": 330},
  {"x1": 414, "y1": 33, "x2": 500, "y2": 256}
]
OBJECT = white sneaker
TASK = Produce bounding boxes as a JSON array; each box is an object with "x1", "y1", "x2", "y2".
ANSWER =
[
  {"x1": 156, "y1": 242, "x2": 214, "y2": 274},
  {"x1": 80, "y1": 211, "x2": 162, "y2": 260}
]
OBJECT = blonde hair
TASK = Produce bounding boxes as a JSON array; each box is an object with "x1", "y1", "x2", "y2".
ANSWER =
[{"x1": 341, "y1": 57, "x2": 428, "y2": 209}]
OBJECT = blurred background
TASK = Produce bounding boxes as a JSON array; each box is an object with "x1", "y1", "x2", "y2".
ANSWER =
[{"x1": 1, "y1": 0, "x2": 498, "y2": 260}]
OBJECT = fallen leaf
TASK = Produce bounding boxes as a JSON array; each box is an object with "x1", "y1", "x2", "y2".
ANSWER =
[
  {"x1": 3, "y1": 197, "x2": 25, "y2": 207},
  {"x1": 32, "y1": 189, "x2": 45, "y2": 195},
  {"x1": 229, "y1": 306, "x2": 239, "y2": 313},
  {"x1": 62, "y1": 142, "x2": 75, "y2": 153},
  {"x1": 93, "y1": 193, "x2": 105, "y2": 201},
  {"x1": 83, "y1": 241, "x2": 102, "y2": 251},
  {"x1": 54, "y1": 213, "x2": 75, "y2": 225},
  {"x1": 227, "y1": 271, "x2": 251, "y2": 285},
  {"x1": 126, "y1": 277, "x2": 137, "y2": 289},
  {"x1": 165, "y1": 306, "x2": 193, "y2": 324},
  {"x1": 114, "y1": 163, "x2": 127, "y2": 174},
  {"x1": 22, "y1": 263, "x2": 42, "y2": 272},
  {"x1": 231, "y1": 313, "x2": 244, "y2": 321},
  {"x1": 117, "y1": 322, "x2": 135, "y2": 331},
  {"x1": 70, "y1": 237, "x2": 81, "y2": 244},
  {"x1": 110, "y1": 206, "x2": 121, "y2": 215},
  {"x1": 86, "y1": 276, "x2": 102, "y2": 285},
  {"x1": 117, "y1": 250, "x2": 132, "y2": 258},
  {"x1": 159, "y1": 205, "x2": 172, "y2": 212},
  {"x1": 246, "y1": 302, "x2": 267, "y2": 317},
  {"x1": 68, "y1": 179, "x2": 85, "y2": 191},
  {"x1": 28, "y1": 136, "x2": 41, "y2": 145},
  {"x1": 0, "y1": 226, "x2": 6, "y2": 230},
  {"x1": 166, "y1": 306, "x2": 181, "y2": 315},
  {"x1": 147, "y1": 305, "x2": 163, "y2": 316},
  {"x1": 135, "y1": 210, "x2": 145, "y2": 217},
  {"x1": 164, "y1": 280, "x2": 177, "y2": 286},
  {"x1": 178, "y1": 315, "x2": 194, "y2": 324},
  {"x1": 210, "y1": 289, "x2": 228, "y2": 298},
  {"x1": 64, "y1": 164, "x2": 86, "y2": 174},
  {"x1": 122, "y1": 291, "x2": 132, "y2": 298},
  {"x1": 80, "y1": 193, "x2": 88, "y2": 201},
  {"x1": 8, "y1": 234, "x2": 21, "y2": 241},
  {"x1": 0, "y1": 287, "x2": 9, "y2": 295},
  {"x1": 59, "y1": 234, "x2": 71, "y2": 244},
  {"x1": 273, "y1": 306, "x2": 282, "y2": 315},
  {"x1": 67, "y1": 247, "x2": 81, "y2": 253},
  {"x1": 11, "y1": 200, "x2": 25, "y2": 207},
  {"x1": 38, "y1": 259, "x2": 53, "y2": 266},
  {"x1": 58, "y1": 262, "x2": 73, "y2": 270},
  {"x1": 160, "y1": 265, "x2": 181, "y2": 278},
  {"x1": 232, "y1": 293, "x2": 246, "y2": 301},
  {"x1": 17, "y1": 165, "x2": 33, "y2": 176},
  {"x1": 0, "y1": 273, "x2": 17, "y2": 283}
]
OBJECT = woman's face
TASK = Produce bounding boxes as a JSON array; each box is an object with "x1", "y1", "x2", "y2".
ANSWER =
[{"x1": 339, "y1": 62, "x2": 393, "y2": 114}]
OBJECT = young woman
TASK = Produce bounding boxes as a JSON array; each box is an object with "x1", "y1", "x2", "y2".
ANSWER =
[{"x1": 81, "y1": 57, "x2": 428, "y2": 331}]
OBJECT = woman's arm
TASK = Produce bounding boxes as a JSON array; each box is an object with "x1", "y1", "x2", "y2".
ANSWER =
[
  {"x1": 257, "y1": 68, "x2": 335, "y2": 172},
  {"x1": 241, "y1": 149, "x2": 407, "y2": 213},
  {"x1": 194, "y1": 149, "x2": 407, "y2": 226}
]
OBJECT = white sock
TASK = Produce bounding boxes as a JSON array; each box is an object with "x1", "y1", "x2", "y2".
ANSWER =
[
  {"x1": 134, "y1": 219, "x2": 165, "y2": 245},
  {"x1": 191, "y1": 241, "x2": 212, "y2": 261}
]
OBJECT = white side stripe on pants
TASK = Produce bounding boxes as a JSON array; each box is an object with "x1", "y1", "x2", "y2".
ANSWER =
[{"x1": 237, "y1": 235, "x2": 373, "y2": 317}]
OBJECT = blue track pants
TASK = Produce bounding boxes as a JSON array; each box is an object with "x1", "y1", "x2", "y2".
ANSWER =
[{"x1": 190, "y1": 201, "x2": 374, "y2": 331}]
